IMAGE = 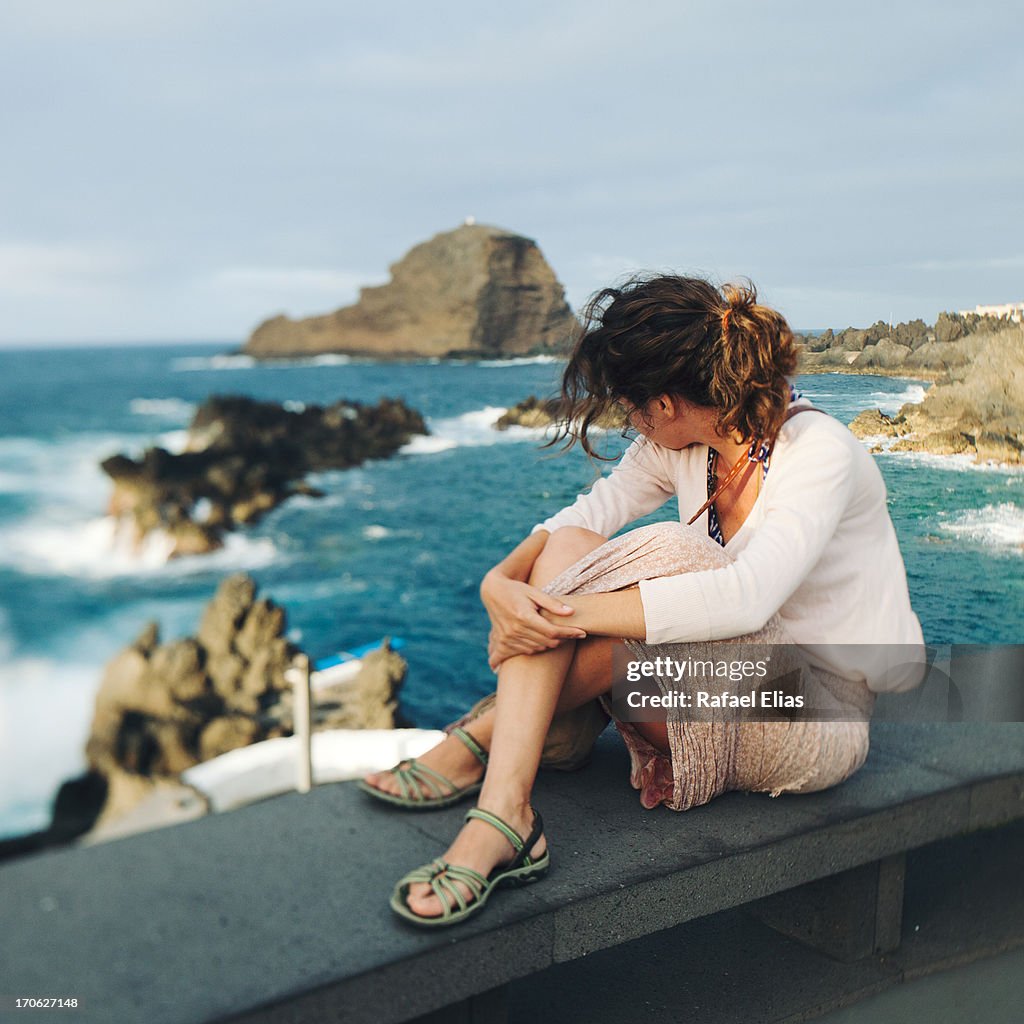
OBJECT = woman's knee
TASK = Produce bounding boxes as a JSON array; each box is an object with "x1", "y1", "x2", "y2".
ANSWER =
[{"x1": 531, "y1": 526, "x2": 607, "y2": 585}]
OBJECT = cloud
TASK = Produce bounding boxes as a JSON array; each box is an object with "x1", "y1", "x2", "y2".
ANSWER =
[
  {"x1": 0, "y1": 241, "x2": 131, "y2": 297},
  {"x1": 2, "y1": 2, "x2": 1022, "y2": 340},
  {"x1": 204, "y1": 266, "x2": 390, "y2": 320},
  {"x1": 209, "y1": 266, "x2": 385, "y2": 296},
  {"x1": 902, "y1": 256, "x2": 1024, "y2": 273},
  {"x1": 0, "y1": 0, "x2": 222, "y2": 40}
]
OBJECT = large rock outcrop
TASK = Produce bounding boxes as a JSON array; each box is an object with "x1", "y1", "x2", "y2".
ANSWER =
[
  {"x1": 494, "y1": 395, "x2": 626, "y2": 432},
  {"x1": 101, "y1": 394, "x2": 426, "y2": 557},
  {"x1": 3, "y1": 574, "x2": 410, "y2": 855},
  {"x1": 244, "y1": 223, "x2": 577, "y2": 359},
  {"x1": 84, "y1": 575, "x2": 298, "y2": 826},
  {"x1": 848, "y1": 322, "x2": 1024, "y2": 463}
]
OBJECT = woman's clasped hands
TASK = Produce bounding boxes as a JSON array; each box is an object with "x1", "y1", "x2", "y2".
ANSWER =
[{"x1": 480, "y1": 570, "x2": 586, "y2": 671}]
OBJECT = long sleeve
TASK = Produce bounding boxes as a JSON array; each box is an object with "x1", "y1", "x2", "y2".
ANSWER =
[
  {"x1": 532, "y1": 438, "x2": 676, "y2": 539},
  {"x1": 638, "y1": 427, "x2": 857, "y2": 643}
]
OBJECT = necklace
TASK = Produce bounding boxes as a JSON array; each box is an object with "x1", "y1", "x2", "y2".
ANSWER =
[{"x1": 687, "y1": 441, "x2": 763, "y2": 527}]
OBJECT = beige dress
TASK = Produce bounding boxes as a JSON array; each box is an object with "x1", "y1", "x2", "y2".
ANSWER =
[
  {"x1": 449, "y1": 519, "x2": 875, "y2": 813},
  {"x1": 540, "y1": 520, "x2": 875, "y2": 811}
]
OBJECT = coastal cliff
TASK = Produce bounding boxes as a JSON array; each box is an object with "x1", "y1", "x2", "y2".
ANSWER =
[
  {"x1": 244, "y1": 223, "x2": 577, "y2": 360},
  {"x1": 848, "y1": 321, "x2": 1024, "y2": 463},
  {"x1": 796, "y1": 311, "x2": 1012, "y2": 378}
]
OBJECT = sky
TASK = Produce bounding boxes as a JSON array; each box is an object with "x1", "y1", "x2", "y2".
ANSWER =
[{"x1": 1, "y1": 0, "x2": 1021, "y2": 345}]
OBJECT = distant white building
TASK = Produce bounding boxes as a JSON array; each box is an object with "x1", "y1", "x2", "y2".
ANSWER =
[{"x1": 958, "y1": 301, "x2": 1024, "y2": 322}]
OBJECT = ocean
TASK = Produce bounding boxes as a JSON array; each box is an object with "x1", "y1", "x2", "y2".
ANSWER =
[{"x1": 1, "y1": 344, "x2": 1021, "y2": 838}]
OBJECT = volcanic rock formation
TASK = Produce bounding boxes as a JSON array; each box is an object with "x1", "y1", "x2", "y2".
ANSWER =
[
  {"x1": 244, "y1": 223, "x2": 577, "y2": 359},
  {"x1": 494, "y1": 395, "x2": 626, "y2": 432},
  {"x1": 796, "y1": 311, "x2": 1013, "y2": 377},
  {"x1": 101, "y1": 394, "x2": 426, "y2": 557},
  {"x1": 0, "y1": 574, "x2": 410, "y2": 860}
]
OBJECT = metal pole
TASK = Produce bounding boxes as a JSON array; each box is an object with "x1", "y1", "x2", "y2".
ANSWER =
[{"x1": 289, "y1": 653, "x2": 313, "y2": 793}]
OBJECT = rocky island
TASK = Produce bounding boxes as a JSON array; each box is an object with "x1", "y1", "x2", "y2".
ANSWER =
[
  {"x1": 101, "y1": 394, "x2": 426, "y2": 557},
  {"x1": 244, "y1": 223, "x2": 577, "y2": 360}
]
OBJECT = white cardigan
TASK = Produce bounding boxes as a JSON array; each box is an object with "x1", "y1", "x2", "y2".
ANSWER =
[{"x1": 532, "y1": 403, "x2": 925, "y2": 692}]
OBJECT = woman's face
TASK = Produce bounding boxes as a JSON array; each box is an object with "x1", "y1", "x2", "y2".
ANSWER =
[{"x1": 618, "y1": 394, "x2": 726, "y2": 450}]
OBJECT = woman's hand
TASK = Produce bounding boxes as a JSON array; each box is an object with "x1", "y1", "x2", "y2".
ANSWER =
[{"x1": 481, "y1": 570, "x2": 587, "y2": 671}]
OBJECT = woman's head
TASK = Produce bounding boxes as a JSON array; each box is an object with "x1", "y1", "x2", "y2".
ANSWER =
[{"x1": 553, "y1": 274, "x2": 799, "y2": 457}]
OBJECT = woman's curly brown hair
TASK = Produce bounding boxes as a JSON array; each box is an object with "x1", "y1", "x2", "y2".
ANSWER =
[{"x1": 548, "y1": 274, "x2": 799, "y2": 458}]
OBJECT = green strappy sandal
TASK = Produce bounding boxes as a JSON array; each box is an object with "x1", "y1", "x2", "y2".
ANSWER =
[
  {"x1": 390, "y1": 806, "x2": 549, "y2": 927},
  {"x1": 356, "y1": 727, "x2": 488, "y2": 809}
]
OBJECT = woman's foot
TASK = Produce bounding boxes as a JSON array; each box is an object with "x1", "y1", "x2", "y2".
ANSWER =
[
  {"x1": 403, "y1": 801, "x2": 547, "y2": 919},
  {"x1": 362, "y1": 727, "x2": 487, "y2": 801}
]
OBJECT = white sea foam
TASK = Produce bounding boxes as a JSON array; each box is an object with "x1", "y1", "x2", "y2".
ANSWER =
[
  {"x1": 161, "y1": 532, "x2": 281, "y2": 576},
  {"x1": 0, "y1": 434, "x2": 121, "y2": 503},
  {"x1": 304, "y1": 354, "x2": 353, "y2": 366},
  {"x1": 400, "y1": 434, "x2": 460, "y2": 454},
  {"x1": 172, "y1": 352, "x2": 353, "y2": 371},
  {"x1": 172, "y1": 353, "x2": 257, "y2": 371},
  {"x1": 0, "y1": 516, "x2": 169, "y2": 576},
  {"x1": 868, "y1": 383, "x2": 928, "y2": 415},
  {"x1": 0, "y1": 515, "x2": 280, "y2": 578},
  {"x1": 129, "y1": 397, "x2": 195, "y2": 419},
  {"x1": 0, "y1": 427, "x2": 288, "y2": 575},
  {"x1": 937, "y1": 503, "x2": 1024, "y2": 553},
  {"x1": 857, "y1": 435, "x2": 899, "y2": 452},
  {"x1": 475, "y1": 355, "x2": 563, "y2": 367},
  {"x1": 400, "y1": 406, "x2": 551, "y2": 456},
  {"x1": 157, "y1": 429, "x2": 190, "y2": 454},
  {"x1": 362, "y1": 524, "x2": 390, "y2": 540},
  {"x1": 0, "y1": 652, "x2": 97, "y2": 838},
  {"x1": 879, "y1": 449, "x2": 1024, "y2": 474}
]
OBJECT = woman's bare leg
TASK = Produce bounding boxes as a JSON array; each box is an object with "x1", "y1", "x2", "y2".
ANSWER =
[
  {"x1": 399, "y1": 527, "x2": 634, "y2": 918},
  {"x1": 402, "y1": 632, "x2": 574, "y2": 915},
  {"x1": 364, "y1": 527, "x2": 611, "y2": 800},
  {"x1": 415, "y1": 635, "x2": 670, "y2": 756},
  {"x1": 402, "y1": 634, "x2": 668, "y2": 918}
]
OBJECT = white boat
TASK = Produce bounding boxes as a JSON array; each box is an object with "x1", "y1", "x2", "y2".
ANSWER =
[
  {"x1": 181, "y1": 636, "x2": 429, "y2": 812},
  {"x1": 309, "y1": 637, "x2": 407, "y2": 690},
  {"x1": 181, "y1": 726, "x2": 446, "y2": 812}
]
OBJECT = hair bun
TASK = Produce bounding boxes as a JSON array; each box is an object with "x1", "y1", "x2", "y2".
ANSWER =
[{"x1": 721, "y1": 279, "x2": 757, "y2": 314}]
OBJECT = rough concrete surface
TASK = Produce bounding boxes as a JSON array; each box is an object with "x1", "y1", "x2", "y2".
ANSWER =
[{"x1": 2, "y1": 724, "x2": 1022, "y2": 1024}]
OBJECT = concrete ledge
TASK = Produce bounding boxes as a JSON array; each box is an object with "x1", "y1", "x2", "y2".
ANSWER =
[
  {"x1": 509, "y1": 818, "x2": 1024, "y2": 1024},
  {"x1": 2, "y1": 724, "x2": 1023, "y2": 1024}
]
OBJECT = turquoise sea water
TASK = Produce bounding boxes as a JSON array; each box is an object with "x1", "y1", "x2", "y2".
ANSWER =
[{"x1": 0, "y1": 345, "x2": 1021, "y2": 837}]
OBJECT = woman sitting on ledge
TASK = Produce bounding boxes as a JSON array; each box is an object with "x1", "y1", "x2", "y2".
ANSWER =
[{"x1": 360, "y1": 274, "x2": 924, "y2": 927}]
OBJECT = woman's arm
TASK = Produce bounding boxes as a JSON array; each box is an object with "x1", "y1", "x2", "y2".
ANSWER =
[
  {"x1": 638, "y1": 428, "x2": 858, "y2": 643},
  {"x1": 538, "y1": 426, "x2": 859, "y2": 647},
  {"x1": 539, "y1": 589, "x2": 647, "y2": 640}
]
